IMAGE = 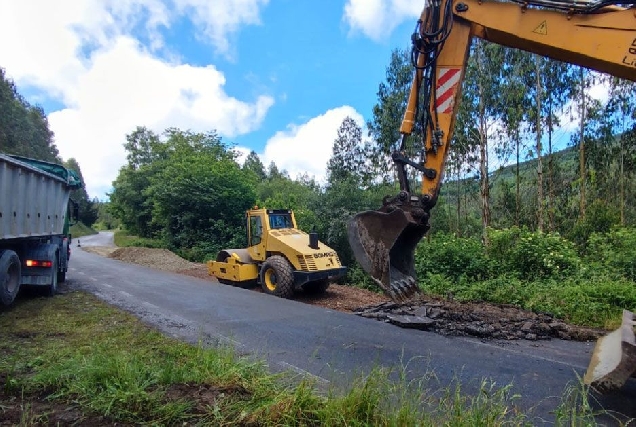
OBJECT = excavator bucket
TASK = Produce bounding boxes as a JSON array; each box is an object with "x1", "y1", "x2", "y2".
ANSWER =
[
  {"x1": 347, "y1": 208, "x2": 428, "y2": 302},
  {"x1": 584, "y1": 310, "x2": 636, "y2": 393}
]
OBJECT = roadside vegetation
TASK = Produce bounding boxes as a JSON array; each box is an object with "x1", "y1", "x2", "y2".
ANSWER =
[
  {"x1": 0, "y1": 291, "x2": 605, "y2": 426},
  {"x1": 69, "y1": 222, "x2": 98, "y2": 239},
  {"x1": 415, "y1": 228, "x2": 636, "y2": 329}
]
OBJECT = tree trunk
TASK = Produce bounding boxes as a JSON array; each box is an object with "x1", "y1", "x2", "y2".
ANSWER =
[
  {"x1": 579, "y1": 66, "x2": 586, "y2": 220},
  {"x1": 477, "y1": 46, "x2": 490, "y2": 245},
  {"x1": 547, "y1": 102, "x2": 555, "y2": 231},
  {"x1": 456, "y1": 162, "x2": 461, "y2": 236},
  {"x1": 516, "y1": 138, "x2": 520, "y2": 227},
  {"x1": 535, "y1": 55, "x2": 544, "y2": 232},
  {"x1": 620, "y1": 131, "x2": 625, "y2": 226}
]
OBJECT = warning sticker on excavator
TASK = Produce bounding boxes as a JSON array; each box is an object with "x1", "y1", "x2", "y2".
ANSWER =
[
  {"x1": 533, "y1": 21, "x2": 548, "y2": 35},
  {"x1": 435, "y1": 68, "x2": 461, "y2": 114}
]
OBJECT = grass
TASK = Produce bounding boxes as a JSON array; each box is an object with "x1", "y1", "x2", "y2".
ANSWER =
[
  {"x1": 0, "y1": 291, "x2": 608, "y2": 426},
  {"x1": 69, "y1": 221, "x2": 98, "y2": 238},
  {"x1": 113, "y1": 229, "x2": 165, "y2": 249}
]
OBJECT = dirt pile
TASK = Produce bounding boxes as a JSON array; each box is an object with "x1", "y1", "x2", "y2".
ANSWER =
[
  {"x1": 109, "y1": 247, "x2": 200, "y2": 272},
  {"x1": 354, "y1": 297, "x2": 604, "y2": 341}
]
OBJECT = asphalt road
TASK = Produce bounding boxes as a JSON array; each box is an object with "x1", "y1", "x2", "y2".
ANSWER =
[{"x1": 66, "y1": 232, "x2": 635, "y2": 424}]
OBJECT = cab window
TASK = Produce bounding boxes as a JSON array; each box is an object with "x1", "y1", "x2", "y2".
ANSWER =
[
  {"x1": 250, "y1": 216, "x2": 262, "y2": 246},
  {"x1": 269, "y1": 214, "x2": 292, "y2": 229}
]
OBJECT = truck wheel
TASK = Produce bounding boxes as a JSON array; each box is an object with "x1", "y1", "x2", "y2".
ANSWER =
[
  {"x1": 0, "y1": 251, "x2": 21, "y2": 306},
  {"x1": 260, "y1": 255, "x2": 294, "y2": 298},
  {"x1": 47, "y1": 255, "x2": 59, "y2": 297},
  {"x1": 304, "y1": 280, "x2": 330, "y2": 294},
  {"x1": 57, "y1": 270, "x2": 66, "y2": 283}
]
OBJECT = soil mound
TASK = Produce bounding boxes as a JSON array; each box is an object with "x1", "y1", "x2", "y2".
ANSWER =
[{"x1": 109, "y1": 247, "x2": 200, "y2": 272}]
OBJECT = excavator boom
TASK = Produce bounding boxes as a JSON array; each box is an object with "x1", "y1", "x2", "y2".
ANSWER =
[{"x1": 348, "y1": 0, "x2": 636, "y2": 391}]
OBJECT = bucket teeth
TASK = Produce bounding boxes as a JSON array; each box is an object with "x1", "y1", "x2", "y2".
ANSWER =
[{"x1": 347, "y1": 207, "x2": 427, "y2": 302}]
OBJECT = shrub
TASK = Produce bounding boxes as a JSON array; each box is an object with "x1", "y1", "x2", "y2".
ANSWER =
[
  {"x1": 568, "y1": 200, "x2": 620, "y2": 251},
  {"x1": 415, "y1": 234, "x2": 492, "y2": 283},
  {"x1": 587, "y1": 227, "x2": 636, "y2": 281},
  {"x1": 488, "y1": 227, "x2": 580, "y2": 280}
]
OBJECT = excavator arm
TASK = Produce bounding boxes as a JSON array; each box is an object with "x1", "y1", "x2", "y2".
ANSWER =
[
  {"x1": 348, "y1": 0, "x2": 636, "y2": 390},
  {"x1": 350, "y1": 0, "x2": 636, "y2": 301}
]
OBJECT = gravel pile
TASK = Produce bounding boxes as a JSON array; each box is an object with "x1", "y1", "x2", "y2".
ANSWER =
[{"x1": 109, "y1": 247, "x2": 200, "y2": 272}]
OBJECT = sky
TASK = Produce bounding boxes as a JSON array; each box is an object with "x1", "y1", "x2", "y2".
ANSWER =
[{"x1": 0, "y1": 0, "x2": 426, "y2": 200}]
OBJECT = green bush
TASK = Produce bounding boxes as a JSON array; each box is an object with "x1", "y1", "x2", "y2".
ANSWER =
[
  {"x1": 488, "y1": 227, "x2": 580, "y2": 280},
  {"x1": 114, "y1": 230, "x2": 165, "y2": 249},
  {"x1": 568, "y1": 200, "x2": 620, "y2": 250},
  {"x1": 587, "y1": 227, "x2": 636, "y2": 281},
  {"x1": 415, "y1": 234, "x2": 493, "y2": 282}
]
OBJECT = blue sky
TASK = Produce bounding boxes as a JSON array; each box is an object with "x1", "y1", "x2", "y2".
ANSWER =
[{"x1": 0, "y1": 0, "x2": 425, "y2": 200}]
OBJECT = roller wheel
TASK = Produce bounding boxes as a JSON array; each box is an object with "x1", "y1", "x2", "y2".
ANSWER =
[
  {"x1": 260, "y1": 255, "x2": 294, "y2": 298},
  {"x1": 0, "y1": 251, "x2": 21, "y2": 307},
  {"x1": 304, "y1": 280, "x2": 330, "y2": 294}
]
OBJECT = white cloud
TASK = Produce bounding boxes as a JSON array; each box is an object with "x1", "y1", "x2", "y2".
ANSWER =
[
  {"x1": 0, "y1": 0, "x2": 273, "y2": 199},
  {"x1": 174, "y1": 0, "x2": 270, "y2": 55},
  {"x1": 343, "y1": 0, "x2": 424, "y2": 41},
  {"x1": 258, "y1": 106, "x2": 365, "y2": 182}
]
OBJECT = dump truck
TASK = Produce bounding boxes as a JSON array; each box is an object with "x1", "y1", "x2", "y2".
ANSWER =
[
  {"x1": 0, "y1": 153, "x2": 82, "y2": 306},
  {"x1": 208, "y1": 208, "x2": 347, "y2": 298},
  {"x1": 347, "y1": 0, "x2": 636, "y2": 392}
]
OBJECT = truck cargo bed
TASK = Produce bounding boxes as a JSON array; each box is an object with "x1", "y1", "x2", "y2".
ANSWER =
[{"x1": 0, "y1": 154, "x2": 79, "y2": 240}]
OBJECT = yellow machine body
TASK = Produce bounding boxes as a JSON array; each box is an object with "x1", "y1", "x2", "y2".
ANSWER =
[{"x1": 208, "y1": 208, "x2": 346, "y2": 297}]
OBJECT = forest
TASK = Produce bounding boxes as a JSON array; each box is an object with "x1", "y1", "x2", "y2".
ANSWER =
[{"x1": 3, "y1": 39, "x2": 636, "y2": 328}]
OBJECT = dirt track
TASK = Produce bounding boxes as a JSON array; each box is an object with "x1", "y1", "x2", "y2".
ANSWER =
[{"x1": 82, "y1": 246, "x2": 604, "y2": 342}]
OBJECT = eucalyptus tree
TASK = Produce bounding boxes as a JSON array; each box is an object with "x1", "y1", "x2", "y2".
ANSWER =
[
  {"x1": 605, "y1": 77, "x2": 636, "y2": 224},
  {"x1": 570, "y1": 68, "x2": 607, "y2": 220},
  {"x1": 367, "y1": 47, "x2": 419, "y2": 184},
  {"x1": 498, "y1": 49, "x2": 529, "y2": 227},
  {"x1": 453, "y1": 40, "x2": 505, "y2": 242},
  {"x1": 540, "y1": 60, "x2": 575, "y2": 230}
]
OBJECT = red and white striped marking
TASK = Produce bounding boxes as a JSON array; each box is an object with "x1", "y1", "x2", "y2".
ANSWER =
[{"x1": 435, "y1": 68, "x2": 461, "y2": 114}]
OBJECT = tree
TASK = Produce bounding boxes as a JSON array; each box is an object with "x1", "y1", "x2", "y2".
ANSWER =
[
  {"x1": 327, "y1": 116, "x2": 367, "y2": 186},
  {"x1": 266, "y1": 161, "x2": 286, "y2": 180},
  {"x1": 109, "y1": 128, "x2": 164, "y2": 237},
  {"x1": 242, "y1": 150, "x2": 267, "y2": 181},
  {"x1": 64, "y1": 158, "x2": 98, "y2": 226},
  {"x1": 0, "y1": 68, "x2": 59, "y2": 162},
  {"x1": 453, "y1": 40, "x2": 504, "y2": 243},
  {"x1": 498, "y1": 49, "x2": 528, "y2": 227},
  {"x1": 367, "y1": 48, "x2": 417, "y2": 183},
  {"x1": 605, "y1": 77, "x2": 636, "y2": 225},
  {"x1": 148, "y1": 150, "x2": 255, "y2": 259},
  {"x1": 110, "y1": 126, "x2": 254, "y2": 260},
  {"x1": 123, "y1": 126, "x2": 163, "y2": 169},
  {"x1": 94, "y1": 201, "x2": 120, "y2": 230}
]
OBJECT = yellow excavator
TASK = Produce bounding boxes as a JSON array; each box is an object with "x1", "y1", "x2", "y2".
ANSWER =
[{"x1": 347, "y1": 0, "x2": 636, "y2": 392}]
